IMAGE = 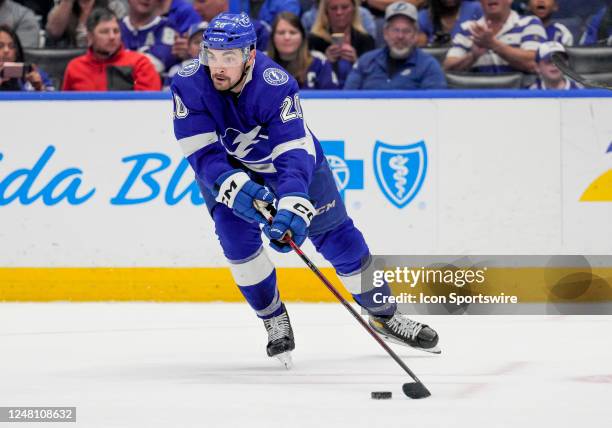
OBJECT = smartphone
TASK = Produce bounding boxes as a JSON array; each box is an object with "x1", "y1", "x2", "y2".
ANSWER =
[
  {"x1": 331, "y1": 33, "x2": 344, "y2": 46},
  {"x1": 0, "y1": 62, "x2": 33, "y2": 79}
]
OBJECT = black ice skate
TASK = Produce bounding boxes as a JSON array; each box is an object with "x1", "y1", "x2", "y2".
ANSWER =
[
  {"x1": 263, "y1": 304, "x2": 295, "y2": 369},
  {"x1": 369, "y1": 312, "x2": 441, "y2": 354}
]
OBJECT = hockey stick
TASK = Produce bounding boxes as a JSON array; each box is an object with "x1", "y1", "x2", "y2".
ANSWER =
[
  {"x1": 254, "y1": 201, "x2": 431, "y2": 399},
  {"x1": 551, "y1": 52, "x2": 612, "y2": 90}
]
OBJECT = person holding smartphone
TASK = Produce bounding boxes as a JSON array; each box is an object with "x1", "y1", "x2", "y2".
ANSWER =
[
  {"x1": 308, "y1": 0, "x2": 375, "y2": 86},
  {"x1": 0, "y1": 25, "x2": 54, "y2": 91},
  {"x1": 46, "y1": 0, "x2": 127, "y2": 48},
  {"x1": 267, "y1": 12, "x2": 339, "y2": 89}
]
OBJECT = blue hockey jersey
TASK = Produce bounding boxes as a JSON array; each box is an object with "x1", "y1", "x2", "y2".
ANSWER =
[
  {"x1": 305, "y1": 52, "x2": 339, "y2": 89},
  {"x1": 120, "y1": 16, "x2": 179, "y2": 72},
  {"x1": 170, "y1": 51, "x2": 324, "y2": 198}
]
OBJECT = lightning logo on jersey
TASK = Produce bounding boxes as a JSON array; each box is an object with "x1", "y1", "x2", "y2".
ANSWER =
[{"x1": 222, "y1": 126, "x2": 267, "y2": 159}]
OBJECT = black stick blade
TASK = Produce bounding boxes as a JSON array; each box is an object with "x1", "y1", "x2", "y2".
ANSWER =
[{"x1": 402, "y1": 382, "x2": 431, "y2": 399}]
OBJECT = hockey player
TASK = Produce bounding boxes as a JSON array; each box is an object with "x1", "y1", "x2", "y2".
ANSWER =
[{"x1": 170, "y1": 12, "x2": 440, "y2": 367}]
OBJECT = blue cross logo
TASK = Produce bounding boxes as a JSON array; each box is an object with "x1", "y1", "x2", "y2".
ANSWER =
[{"x1": 320, "y1": 140, "x2": 364, "y2": 200}]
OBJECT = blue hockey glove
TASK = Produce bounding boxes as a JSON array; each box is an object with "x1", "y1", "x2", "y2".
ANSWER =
[
  {"x1": 263, "y1": 193, "x2": 315, "y2": 253},
  {"x1": 213, "y1": 169, "x2": 275, "y2": 225}
]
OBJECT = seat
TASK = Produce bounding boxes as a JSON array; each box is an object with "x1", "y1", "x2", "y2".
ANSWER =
[
  {"x1": 582, "y1": 72, "x2": 612, "y2": 86},
  {"x1": 444, "y1": 72, "x2": 525, "y2": 89},
  {"x1": 422, "y1": 46, "x2": 450, "y2": 65},
  {"x1": 565, "y1": 46, "x2": 612, "y2": 74},
  {"x1": 521, "y1": 73, "x2": 538, "y2": 88},
  {"x1": 23, "y1": 48, "x2": 86, "y2": 89}
]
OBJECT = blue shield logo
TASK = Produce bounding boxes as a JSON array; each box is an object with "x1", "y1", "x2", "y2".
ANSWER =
[{"x1": 373, "y1": 140, "x2": 427, "y2": 208}]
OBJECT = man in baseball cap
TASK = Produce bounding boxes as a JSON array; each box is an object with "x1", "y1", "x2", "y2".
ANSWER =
[
  {"x1": 529, "y1": 41, "x2": 582, "y2": 90},
  {"x1": 384, "y1": 0, "x2": 419, "y2": 23},
  {"x1": 345, "y1": 1, "x2": 446, "y2": 89}
]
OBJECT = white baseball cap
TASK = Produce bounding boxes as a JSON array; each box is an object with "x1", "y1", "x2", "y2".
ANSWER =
[
  {"x1": 536, "y1": 41, "x2": 567, "y2": 62},
  {"x1": 385, "y1": 1, "x2": 418, "y2": 23}
]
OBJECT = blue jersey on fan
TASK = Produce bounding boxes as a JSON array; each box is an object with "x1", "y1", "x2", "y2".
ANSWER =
[
  {"x1": 304, "y1": 52, "x2": 339, "y2": 89},
  {"x1": 163, "y1": 0, "x2": 202, "y2": 35},
  {"x1": 120, "y1": 16, "x2": 180, "y2": 72},
  {"x1": 170, "y1": 51, "x2": 325, "y2": 200}
]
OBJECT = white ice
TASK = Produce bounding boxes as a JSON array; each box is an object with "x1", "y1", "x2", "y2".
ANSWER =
[{"x1": 1, "y1": 303, "x2": 611, "y2": 428}]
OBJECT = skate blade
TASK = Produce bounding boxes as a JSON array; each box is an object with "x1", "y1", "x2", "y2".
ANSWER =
[
  {"x1": 275, "y1": 351, "x2": 293, "y2": 369},
  {"x1": 379, "y1": 333, "x2": 442, "y2": 355}
]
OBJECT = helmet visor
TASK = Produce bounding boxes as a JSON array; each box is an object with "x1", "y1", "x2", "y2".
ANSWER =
[{"x1": 200, "y1": 46, "x2": 248, "y2": 68}]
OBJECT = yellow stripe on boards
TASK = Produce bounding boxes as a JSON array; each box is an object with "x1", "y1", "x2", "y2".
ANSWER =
[
  {"x1": 0, "y1": 268, "x2": 351, "y2": 302},
  {"x1": 0, "y1": 267, "x2": 611, "y2": 303}
]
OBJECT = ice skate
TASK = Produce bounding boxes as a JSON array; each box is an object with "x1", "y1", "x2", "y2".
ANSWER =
[
  {"x1": 263, "y1": 304, "x2": 295, "y2": 369},
  {"x1": 369, "y1": 312, "x2": 441, "y2": 354}
]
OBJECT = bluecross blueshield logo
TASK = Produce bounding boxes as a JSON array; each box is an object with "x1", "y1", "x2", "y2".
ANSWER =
[
  {"x1": 373, "y1": 140, "x2": 427, "y2": 209},
  {"x1": 320, "y1": 140, "x2": 363, "y2": 200},
  {"x1": 580, "y1": 142, "x2": 612, "y2": 202}
]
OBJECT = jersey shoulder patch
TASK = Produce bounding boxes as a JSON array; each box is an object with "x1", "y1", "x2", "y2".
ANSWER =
[
  {"x1": 263, "y1": 67, "x2": 289, "y2": 86},
  {"x1": 178, "y1": 59, "x2": 201, "y2": 77}
]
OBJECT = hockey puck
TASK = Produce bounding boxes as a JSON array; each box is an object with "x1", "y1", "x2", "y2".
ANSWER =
[{"x1": 371, "y1": 391, "x2": 392, "y2": 400}]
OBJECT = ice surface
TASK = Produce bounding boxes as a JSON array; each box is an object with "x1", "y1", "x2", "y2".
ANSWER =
[{"x1": 1, "y1": 303, "x2": 611, "y2": 428}]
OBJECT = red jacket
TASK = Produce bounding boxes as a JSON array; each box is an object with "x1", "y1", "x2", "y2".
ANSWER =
[{"x1": 62, "y1": 46, "x2": 161, "y2": 91}]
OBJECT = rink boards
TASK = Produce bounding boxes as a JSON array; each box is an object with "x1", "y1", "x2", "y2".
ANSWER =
[{"x1": 0, "y1": 91, "x2": 611, "y2": 301}]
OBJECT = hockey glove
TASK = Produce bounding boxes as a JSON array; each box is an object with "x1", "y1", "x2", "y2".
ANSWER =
[
  {"x1": 263, "y1": 193, "x2": 315, "y2": 253},
  {"x1": 213, "y1": 169, "x2": 275, "y2": 225}
]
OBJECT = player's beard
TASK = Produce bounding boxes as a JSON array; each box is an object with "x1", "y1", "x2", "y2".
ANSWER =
[
  {"x1": 211, "y1": 73, "x2": 233, "y2": 91},
  {"x1": 211, "y1": 65, "x2": 248, "y2": 92}
]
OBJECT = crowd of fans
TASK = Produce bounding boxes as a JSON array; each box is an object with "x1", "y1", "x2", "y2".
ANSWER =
[{"x1": 0, "y1": 0, "x2": 611, "y2": 92}]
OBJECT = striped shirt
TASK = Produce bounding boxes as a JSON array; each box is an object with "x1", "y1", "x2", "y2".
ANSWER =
[
  {"x1": 528, "y1": 77, "x2": 582, "y2": 90},
  {"x1": 545, "y1": 22, "x2": 574, "y2": 46},
  {"x1": 447, "y1": 11, "x2": 546, "y2": 73}
]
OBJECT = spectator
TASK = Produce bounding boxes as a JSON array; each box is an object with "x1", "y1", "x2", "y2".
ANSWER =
[
  {"x1": 46, "y1": 0, "x2": 127, "y2": 48},
  {"x1": 166, "y1": 20, "x2": 205, "y2": 83},
  {"x1": 443, "y1": 0, "x2": 546, "y2": 73},
  {"x1": 580, "y1": 5, "x2": 612, "y2": 46},
  {"x1": 268, "y1": 12, "x2": 339, "y2": 89},
  {"x1": 527, "y1": 0, "x2": 572, "y2": 45},
  {"x1": 120, "y1": 0, "x2": 179, "y2": 73},
  {"x1": 362, "y1": 0, "x2": 426, "y2": 17},
  {"x1": 345, "y1": 1, "x2": 446, "y2": 89},
  {"x1": 63, "y1": 7, "x2": 161, "y2": 90},
  {"x1": 157, "y1": 0, "x2": 200, "y2": 34},
  {"x1": 191, "y1": 0, "x2": 271, "y2": 50},
  {"x1": 361, "y1": 0, "x2": 425, "y2": 46},
  {"x1": 528, "y1": 41, "x2": 581, "y2": 89},
  {"x1": 308, "y1": 0, "x2": 375, "y2": 85},
  {"x1": 301, "y1": 0, "x2": 377, "y2": 37},
  {"x1": 16, "y1": 0, "x2": 54, "y2": 27},
  {"x1": 417, "y1": 0, "x2": 483, "y2": 47},
  {"x1": 158, "y1": 0, "x2": 200, "y2": 64},
  {"x1": 0, "y1": 24, "x2": 54, "y2": 90},
  {"x1": 191, "y1": 0, "x2": 222, "y2": 22},
  {"x1": 0, "y1": 0, "x2": 40, "y2": 47},
  {"x1": 251, "y1": 0, "x2": 300, "y2": 26}
]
